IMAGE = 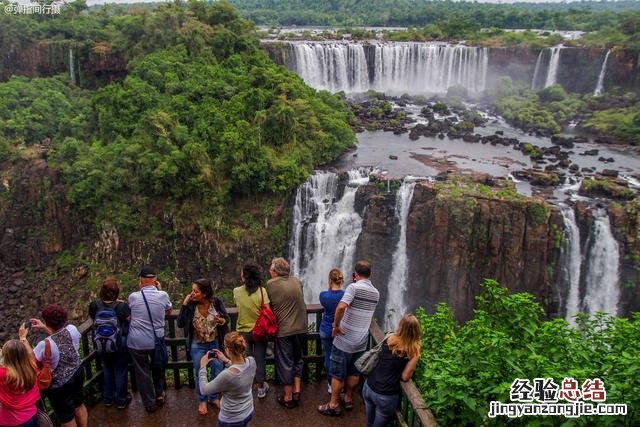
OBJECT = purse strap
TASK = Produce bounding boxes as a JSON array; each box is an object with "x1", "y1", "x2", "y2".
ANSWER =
[
  {"x1": 140, "y1": 289, "x2": 160, "y2": 339},
  {"x1": 43, "y1": 338, "x2": 51, "y2": 363}
]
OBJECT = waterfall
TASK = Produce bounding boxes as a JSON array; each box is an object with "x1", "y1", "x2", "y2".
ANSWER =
[
  {"x1": 582, "y1": 209, "x2": 620, "y2": 316},
  {"x1": 560, "y1": 205, "x2": 582, "y2": 325},
  {"x1": 543, "y1": 47, "x2": 562, "y2": 88},
  {"x1": 531, "y1": 50, "x2": 545, "y2": 90},
  {"x1": 289, "y1": 169, "x2": 370, "y2": 303},
  {"x1": 384, "y1": 179, "x2": 417, "y2": 330},
  {"x1": 69, "y1": 47, "x2": 76, "y2": 84},
  {"x1": 288, "y1": 41, "x2": 488, "y2": 94},
  {"x1": 593, "y1": 49, "x2": 611, "y2": 96}
]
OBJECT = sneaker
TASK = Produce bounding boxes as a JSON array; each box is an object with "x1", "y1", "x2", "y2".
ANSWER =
[{"x1": 257, "y1": 382, "x2": 270, "y2": 399}]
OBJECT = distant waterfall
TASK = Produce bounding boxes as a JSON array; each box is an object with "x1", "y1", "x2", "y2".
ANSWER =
[
  {"x1": 384, "y1": 180, "x2": 417, "y2": 330},
  {"x1": 560, "y1": 205, "x2": 582, "y2": 325},
  {"x1": 288, "y1": 42, "x2": 488, "y2": 94},
  {"x1": 544, "y1": 47, "x2": 562, "y2": 88},
  {"x1": 593, "y1": 50, "x2": 611, "y2": 96},
  {"x1": 69, "y1": 48, "x2": 76, "y2": 84},
  {"x1": 289, "y1": 169, "x2": 370, "y2": 303},
  {"x1": 583, "y1": 209, "x2": 620, "y2": 316}
]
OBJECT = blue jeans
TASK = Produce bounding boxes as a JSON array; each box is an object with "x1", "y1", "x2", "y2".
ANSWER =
[
  {"x1": 190, "y1": 340, "x2": 224, "y2": 402},
  {"x1": 319, "y1": 332, "x2": 333, "y2": 383},
  {"x1": 101, "y1": 341, "x2": 130, "y2": 405},
  {"x1": 217, "y1": 411, "x2": 253, "y2": 427},
  {"x1": 363, "y1": 381, "x2": 400, "y2": 427}
]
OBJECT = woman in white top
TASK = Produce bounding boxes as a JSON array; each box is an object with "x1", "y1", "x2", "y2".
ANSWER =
[{"x1": 199, "y1": 332, "x2": 256, "y2": 427}]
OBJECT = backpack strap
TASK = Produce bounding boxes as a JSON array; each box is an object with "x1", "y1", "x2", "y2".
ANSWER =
[{"x1": 259, "y1": 287, "x2": 265, "y2": 307}]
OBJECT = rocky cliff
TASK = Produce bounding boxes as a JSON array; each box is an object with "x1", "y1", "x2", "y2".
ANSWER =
[
  {"x1": 354, "y1": 179, "x2": 563, "y2": 322},
  {"x1": 0, "y1": 151, "x2": 290, "y2": 341}
]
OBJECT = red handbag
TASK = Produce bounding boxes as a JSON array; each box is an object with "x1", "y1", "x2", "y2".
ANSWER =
[
  {"x1": 251, "y1": 287, "x2": 278, "y2": 342},
  {"x1": 37, "y1": 339, "x2": 52, "y2": 390}
]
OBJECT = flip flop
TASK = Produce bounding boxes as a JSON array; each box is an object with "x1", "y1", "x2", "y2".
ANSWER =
[
  {"x1": 277, "y1": 395, "x2": 297, "y2": 409},
  {"x1": 342, "y1": 398, "x2": 354, "y2": 411},
  {"x1": 318, "y1": 403, "x2": 342, "y2": 417}
]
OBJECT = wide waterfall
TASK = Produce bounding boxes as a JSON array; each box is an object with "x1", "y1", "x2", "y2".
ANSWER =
[
  {"x1": 384, "y1": 179, "x2": 417, "y2": 329},
  {"x1": 289, "y1": 169, "x2": 370, "y2": 303},
  {"x1": 582, "y1": 209, "x2": 620, "y2": 316},
  {"x1": 289, "y1": 42, "x2": 488, "y2": 94},
  {"x1": 560, "y1": 204, "x2": 582, "y2": 325},
  {"x1": 594, "y1": 49, "x2": 611, "y2": 96}
]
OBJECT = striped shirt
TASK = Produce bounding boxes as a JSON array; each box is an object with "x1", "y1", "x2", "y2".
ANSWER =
[{"x1": 333, "y1": 279, "x2": 380, "y2": 353}]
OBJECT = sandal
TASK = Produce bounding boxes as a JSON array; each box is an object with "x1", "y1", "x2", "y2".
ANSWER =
[
  {"x1": 155, "y1": 392, "x2": 166, "y2": 407},
  {"x1": 292, "y1": 392, "x2": 301, "y2": 403},
  {"x1": 277, "y1": 395, "x2": 297, "y2": 409},
  {"x1": 318, "y1": 403, "x2": 342, "y2": 417},
  {"x1": 341, "y1": 397, "x2": 354, "y2": 411}
]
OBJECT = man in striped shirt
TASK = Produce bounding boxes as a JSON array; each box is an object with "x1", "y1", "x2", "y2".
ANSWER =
[{"x1": 318, "y1": 260, "x2": 380, "y2": 417}]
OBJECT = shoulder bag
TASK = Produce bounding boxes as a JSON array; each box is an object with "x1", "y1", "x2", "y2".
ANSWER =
[
  {"x1": 141, "y1": 290, "x2": 168, "y2": 369},
  {"x1": 355, "y1": 333, "x2": 393, "y2": 375},
  {"x1": 251, "y1": 287, "x2": 278, "y2": 342},
  {"x1": 37, "y1": 338, "x2": 52, "y2": 390}
]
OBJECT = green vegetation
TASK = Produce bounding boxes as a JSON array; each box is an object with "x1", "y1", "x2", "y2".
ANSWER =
[
  {"x1": 527, "y1": 202, "x2": 549, "y2": 225},
  {"x1": 229, "y1": 0, "x2": 640, "y2": 33},
  {"x1": 580, "y1": 178, "x2": 637, "y2": 200},
  {"x1": 488, "y1": 79, "x2": 640, "y2": 144},
  {"x1": 415, "y1": 279, "x2": 640, "y2": 425},
  {"x1": 0, "y1": 0, "x2": 356, "y2": 236}
]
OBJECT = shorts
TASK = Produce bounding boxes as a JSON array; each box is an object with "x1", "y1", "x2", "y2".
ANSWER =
[
  {"x1": 329, "y1": 346, "x2": 364, "y2": 381},
  {"x1": 275, "y1": 334, "x2": 306, "y2": 385},
  {"x1": 45, "y1": 368, "x2": 85, "y2": 423}
]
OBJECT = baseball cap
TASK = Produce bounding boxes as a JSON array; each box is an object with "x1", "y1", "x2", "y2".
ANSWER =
[{"x1": 138, "y1": 266, "x2": 157, "y2": 278}]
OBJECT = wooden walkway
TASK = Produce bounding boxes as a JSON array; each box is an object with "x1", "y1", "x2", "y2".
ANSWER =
[{"x1": 89, "y1": 381, "x2": 365, "y2": 427}]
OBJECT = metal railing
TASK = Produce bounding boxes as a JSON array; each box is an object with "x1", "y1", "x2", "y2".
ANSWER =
[
  {"x1": 73, "y1": 304, "x2": 437, "y2": 426},
  {"x1": 368, "y1": 322, "x2": 438, "y2": 427}
]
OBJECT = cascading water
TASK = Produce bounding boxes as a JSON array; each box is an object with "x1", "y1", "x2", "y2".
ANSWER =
[
  {"x1": 544, "y1": 47, "x2": 563, "y2": 88},
  {"x1": 531, "y1": 50, "x2": 545, "y2": 90},
  {"x1": 289, "y1": 169, "x2": 370, "y2": 303},
  {"x1": 593, "y1": 49, "x2": 611, "y2": 96},
  {"x1": 291, "y1": 43, "x2": 370, "y2": 93},
  {"x1": 69, "y1": 48, "x2": 76, "y2": 84},
  {"x1": 559, "y1": 204, "x2": 582, "y2": 325},
  {"x1": 582, "y1": 209, "x2": 620, "y2": 316},
  {"x1": 288, "y1": 41, "x2": 488, "y2": 94},
  {"x1": 384, "y1": 179, "x2": 417, "y2": 329}
]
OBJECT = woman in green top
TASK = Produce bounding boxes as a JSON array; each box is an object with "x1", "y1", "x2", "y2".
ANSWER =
[{"x1": 233, "y1": 262, "x2": 270, "y2": 399}]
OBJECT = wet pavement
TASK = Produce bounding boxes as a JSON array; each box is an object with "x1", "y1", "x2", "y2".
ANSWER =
[{"x1": 89, "y1": 381, "x2": 365, "y2": 427}]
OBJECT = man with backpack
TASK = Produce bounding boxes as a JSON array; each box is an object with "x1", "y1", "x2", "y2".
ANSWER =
[{"x1": 88, "y1": 278, "x2": 131, "y2": 409}]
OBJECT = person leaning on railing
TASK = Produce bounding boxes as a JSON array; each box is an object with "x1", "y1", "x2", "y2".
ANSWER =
[
  {"x1": 88, "y1": 278, "x2": 131, "y2": 409},
  {"x1": 31, "y1": 305, "x2": 88, "y2": 427},
  {"x1": 233, "y1": 262, "x2": 270, "y2": 399},
  {"x1": 0, "y1": 324, "x2": 40, "y2": 427},
  {"x1": 362, "y1": 314, "x2": 421, "y2": 427},
  {"x1": 177, "y1": 278, "x2": 229, "y2": 415},
  {"x1": 198, "y1": 332, "x2": 256, "y2": 427}
]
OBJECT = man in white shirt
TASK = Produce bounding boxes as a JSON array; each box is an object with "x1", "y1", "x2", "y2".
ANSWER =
[{"x1": 127, "y1": 267, "x2": 172, "y2": 413}]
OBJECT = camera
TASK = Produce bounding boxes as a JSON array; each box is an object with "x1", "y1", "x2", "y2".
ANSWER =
[
  {"x1": 24, "y1": 320, "x2": 32, "y2": 329},
  {"x1": 207, "y1": 350, "x2": 218, "y2": 359}
]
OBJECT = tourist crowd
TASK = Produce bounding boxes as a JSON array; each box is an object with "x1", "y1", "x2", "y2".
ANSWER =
[{"x1": 0, "y1": 258, "x2": 420, "y2": 427}]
